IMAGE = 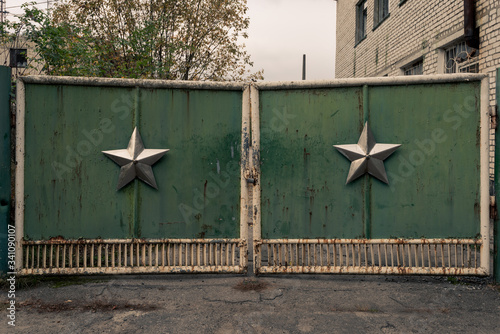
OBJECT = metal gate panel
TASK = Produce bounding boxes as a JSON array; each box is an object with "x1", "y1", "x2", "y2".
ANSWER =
[
  {"x1": 253, "y1": 75, "x2": 490, "y2": 275},
  {"x1": 367, "y1": 83, "x2": 482, "y2": 238},
  {"x1": 258, "y1": 86, "x2": 365, "y2": 239},
  {"x1": 16, "y1": 77, "x2": 249, "y2": 274},
  {"x1": 15, "y1": 75, "x2": 491, "y2": 276}
]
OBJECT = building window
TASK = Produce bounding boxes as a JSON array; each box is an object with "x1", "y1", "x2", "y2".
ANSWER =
[
  {"x1": 374, "y1": 0, "x2": 389, "y2": 28},
  {"x1": 404, "y1": 60, "x2": 423, "y2": 75},
  {"x1": 10, "y1": 49, "x2": 27, "y2": 68},
  {"x1": 444, "y1": 41, "x2": 479, "y2": 73},
  {"x1": 355, "y1": 0, "x2": 367, "y2": 45}
]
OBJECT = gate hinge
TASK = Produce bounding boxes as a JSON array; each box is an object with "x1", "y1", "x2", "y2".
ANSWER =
[
  {"x1": 490, "y1": 105, "x2": 498, "y2": 130},
  {"x1": 245, "y1": 170, "x2": 258, "y2": 185}
]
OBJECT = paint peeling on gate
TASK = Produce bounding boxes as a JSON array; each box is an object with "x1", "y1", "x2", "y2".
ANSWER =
[
  {"x1": 16, "y1": 77, "x2": 250, "y2": 274},
  {"x1": 253, "y1": 75, "x2": 490, "y2": 275},
  {"x1": 15, "y1": 74, "x2": 491, "y2": 276}
]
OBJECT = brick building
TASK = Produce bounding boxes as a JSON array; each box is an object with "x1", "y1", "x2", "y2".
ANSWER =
[
  {"x1": 335, "y1": 0, "x2": 500, "y2": 107},
  {"x1": 0, "y1": 37, "x2": 41, "y2": 79}
]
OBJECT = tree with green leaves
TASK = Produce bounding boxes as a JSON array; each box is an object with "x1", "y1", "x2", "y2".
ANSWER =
[{"x1": 2, "y1": 0, "x2": 262, "y2": 81}]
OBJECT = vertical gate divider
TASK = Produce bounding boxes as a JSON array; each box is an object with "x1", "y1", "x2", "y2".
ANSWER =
[
  {"x1": 132, "y1": 88, "x2": 141, "y2": 238},
  {"x1": 496, "y1": 67, "x2": 500, "y2": 282},
  {"x1": 240, "y1": 85, "x2": 251, "y2": 271},
  {"x1": 480, "y1": 76, "x2": 490, "y2": 275},
  {"x1": 362, "y1": 84, "x2": 372, "y2": 239},
  {"x1": 250, "y1": 84, "x2": 261, "y2": 275},
  {"x1": 15, "y1": 78, "x2": 26, "y2": 272}
]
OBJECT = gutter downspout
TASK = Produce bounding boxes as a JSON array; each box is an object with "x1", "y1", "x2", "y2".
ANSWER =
[{"x1": 464, "y1": 0, "x2": 479, "y2": 49}]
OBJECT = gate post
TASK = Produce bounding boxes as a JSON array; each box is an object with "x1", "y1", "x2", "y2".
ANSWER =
[
  {"x1": 495, "y1": 68, "x2": 500, "y2": 282},
  {"x1": 0, "y1": 66, "x2": 11, "y2": 275}
]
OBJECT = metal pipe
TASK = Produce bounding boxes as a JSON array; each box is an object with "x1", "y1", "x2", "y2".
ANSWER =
[
  {"x1": 256, "y1": 266, "x2": 487, "y2": 276},
  {"x1": 495, "y1": 67, "x2": 500, "y2": 282},
  {"x1": 20, "y1": 76, "x2": 246, "y2": 91},
  {"x1": 240, "y1": 85, "x2": 250, "y2": 270},
  {"x1": 15, "y1": 78, "x2": 25, "y2": 272},
  {"x1": 464, "y1": 0, "x2": 479, "y2": 49},
  {"x1": 22, "y1": 238, "x2": 244, "y2": 244},
  {"x1": 255, "y1": 73, "x2": 487, "y2": 90},
  {"x1": 302, "y1": 54, "x2": 306, "y2": 80},
  {"x1": 480, "y1": 76, "x2": 490, "y2": 275},
  {"x1": 259, "y1": 238, "x2": 482, "y2": 245},
  {"x1": 250, "y1": 84, "x2": 261, "y2": 274}
]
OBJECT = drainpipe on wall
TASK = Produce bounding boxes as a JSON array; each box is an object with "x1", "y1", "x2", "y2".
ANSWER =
[{"x1": 464, "y1": 0, "x2": 479, "y2": 49}]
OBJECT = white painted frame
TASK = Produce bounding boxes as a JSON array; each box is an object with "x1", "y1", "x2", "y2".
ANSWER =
[
  {"x1": 253, "y1": 74, "x2": 490, "y2": 276},
  {"x1": 16, "y1": 74, "x2": 490, "y2": 276},
  {"x1": 15, "y1": 76, "x2": 250, "y2": 274}
]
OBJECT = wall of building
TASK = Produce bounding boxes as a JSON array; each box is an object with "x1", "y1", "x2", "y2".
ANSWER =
[
  {"x1": 0, "y1": 37, "x2": 43, "y2": 79},
  {"x1": 336, "y1": 0, "x2": 500, "y2": 106}
]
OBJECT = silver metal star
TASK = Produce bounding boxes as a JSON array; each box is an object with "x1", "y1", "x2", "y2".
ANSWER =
[
  {"x1": 103, "y1": 127, "x2": 169, "y2": 190},
  {"x1": 334, "y1": 122, "x2": 400, "y2": 185}
]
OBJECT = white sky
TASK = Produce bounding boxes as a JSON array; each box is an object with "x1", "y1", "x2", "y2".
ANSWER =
[
  {"x1": 246, "y1": 0, "x2": 336, "y2": 81},
  {"x1": 4, "y1": 0, "x2": 337, "y2": 81}
]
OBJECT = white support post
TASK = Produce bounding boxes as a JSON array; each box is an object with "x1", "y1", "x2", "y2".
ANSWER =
[
  {"x1": 15, "y1": 78, "x2": 25, "y2": 271},
  {"x1": 250, "y1": 84, "x2": 261, "y2": 274}
]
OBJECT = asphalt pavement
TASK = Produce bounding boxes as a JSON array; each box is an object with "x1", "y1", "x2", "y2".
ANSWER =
[{"x1": 3, "y1": 274, "x2": 500, "y2": 333}]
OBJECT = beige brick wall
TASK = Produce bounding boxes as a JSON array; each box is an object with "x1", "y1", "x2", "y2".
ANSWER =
[
  {"x1": 336, "y1": 0, "x2": 500, "y2": 107},
  {"x1": 0, "y1": 38, "x2": 43, "y2": 79},
  {"x1": 337, "y1": 0, "x2": 500, "y2": 183}
]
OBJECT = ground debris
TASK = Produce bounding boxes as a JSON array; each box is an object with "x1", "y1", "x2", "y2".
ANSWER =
[
  {"x1": 233, "y1": 278, "x2": 269, "y2": 292},
  {"x1": 18, "y1": 299, "x2": 159, "y2": 313}
]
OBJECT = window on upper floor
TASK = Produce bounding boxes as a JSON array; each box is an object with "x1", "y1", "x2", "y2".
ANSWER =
[
  {"x1": 10, "y1": 49, "x2": 27, "y2": 68},
  {"x1": 403, "y1": 59, "x2": 423, "y2": 75},
  {"x1": 444, "y1": 41, "x2": 479, "y2": 73},
  {"x1": 355, "y1": 0, "x2": 368, "y2": 45},
  {"x1": 374, "y1": 0, "x2": 389, "y2": 28}
]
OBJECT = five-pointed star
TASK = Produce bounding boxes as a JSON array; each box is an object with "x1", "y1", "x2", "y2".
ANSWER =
[
  {"x1": 102, "y1": 127, "x2": 169, "y2": 190},
  {"x1": 333, "y1": 122, "x2": 400, "y2": 185}
]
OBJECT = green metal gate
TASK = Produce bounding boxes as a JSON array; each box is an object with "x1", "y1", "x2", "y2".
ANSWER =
[
  {"x1": 16, "y1": 77, "x2": 249, "y2": 274},
  {"x1": 252, "y1": 75, "x2": 490, "y2": 275},
  {"x1": 15, "y1": 74, "x2": 491, "y2": 276}
]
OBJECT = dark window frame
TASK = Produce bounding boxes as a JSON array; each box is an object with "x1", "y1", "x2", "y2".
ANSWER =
[
  {"x1": 403, "y1": 59, "x2": 424, "y2": 76},
  {"x1": 355, "y1": 0, "x2": 368, "y2": 46},
  {"x1": 9, "y1": 48, "x2": 27, "y2": 68},
  {"x1": 373, "y1": 0, "x2": 390, "y2": 30}
]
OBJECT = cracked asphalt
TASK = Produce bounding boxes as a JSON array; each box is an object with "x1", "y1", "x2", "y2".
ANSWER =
[{"x1": 4, "y1": 274, "x2": 500, "y2": 333}]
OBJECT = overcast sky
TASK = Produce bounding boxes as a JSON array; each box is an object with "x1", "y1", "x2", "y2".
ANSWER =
[
  {"x1": 246, "y1": 0, "x2": 336, "y2": 81},
  {"x1": 4, "y1": 0, "x2": 337, "y2": 81}
]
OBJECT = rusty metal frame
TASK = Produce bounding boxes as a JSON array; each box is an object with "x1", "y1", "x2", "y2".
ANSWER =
[
  {"x1": 15, "y1": 74, "x2": 491, "y2": 276},
  {"x1": 250, "y1": 84, "x2": 261, "y2": 274},
  {"x1": 20, "y1": 239, "x2": 245, "y2": 275},
  {"x1": 15, "y1": 76, "x2": 250, "y2": 275},
  {"x1": 255, "y1": 239, "x2": 485, "y2": 275},
  {"x1": 252, "y1": 74, "x2": 491, "y2": 276}
]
